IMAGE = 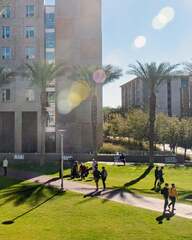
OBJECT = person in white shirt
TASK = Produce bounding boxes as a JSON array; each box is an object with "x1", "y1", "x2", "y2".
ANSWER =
[
  {"x1": 92, "y1": 159, "x2": 98, "y2": 172},
  {"x1": 3, "y1": 158, "x2": 8, "y2": 176}
]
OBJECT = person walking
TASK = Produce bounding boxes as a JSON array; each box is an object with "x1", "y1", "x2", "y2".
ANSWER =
[
  {"x1": 161, "y1": 183, "x2": 169, "y2": 213},
  {"x1": 2, "y1": 157, "x2": 8, "y2": 176},
  {"x1": 101, "y1": 166, "x2": 108, "y2": 190},
  {"x1": 157, "y1": 166, "x2": 164, "y2": 189},
  {"x1": 168, "y1": 183, "x2": 178, "y2": 214},
  {"x1": 92, "y1": 159, "x2": 98, "y2": 172},
  {"x1": 93, "y1": 166, "x2": 101, "y2": 191},
  {"x1": 153, "y1": 166, "x2": 159, "y2": 189}
]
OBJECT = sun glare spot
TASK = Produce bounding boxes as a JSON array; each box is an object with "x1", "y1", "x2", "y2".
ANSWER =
[
  {"x1": 134, "y1": 36, "x2": 146, "y2": 48},
  {"x1": 152, "y1": 6, "x2": 175, "y2": 30},
  {"x1": 93, "y1": 69, "x2": 107, "y2": 83},
  {"x1": 57, "y1": 80, "x2": 91, "y2": 115}
]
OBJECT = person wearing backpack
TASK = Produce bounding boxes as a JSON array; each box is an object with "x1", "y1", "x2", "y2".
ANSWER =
[
  {"x1": 161, "y1": 183, "x2": 169, "y2": 213},
  {"x1": 93, "y1": 166, "x2": 101, "y2": 191},
  {"x1": 168, "y1": 183, "x2": 178, "y2": 214},
  {"x1": 101, "y1": 166, "x2": 108, "y2": 190}
]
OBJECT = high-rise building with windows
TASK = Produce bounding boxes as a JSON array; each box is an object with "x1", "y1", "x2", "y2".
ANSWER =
[
  {"x1": 121, "y1": 75, "x2": 192, "y2": 117},
  {"x1": 0, "y1": 0, "x2": 102, "y2": 154}
]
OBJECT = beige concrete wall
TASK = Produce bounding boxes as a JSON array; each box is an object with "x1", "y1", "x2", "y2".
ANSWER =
[
  {"x1": 55, "y1": 0, "x2": 103, "y2": 153},
  {"x1": 0, "y1": 0, "x2": 44, "y2": 153}
]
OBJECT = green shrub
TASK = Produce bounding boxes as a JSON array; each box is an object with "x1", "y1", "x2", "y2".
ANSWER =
[{"x1": 99, "y1": 143, "x2": 127, "y2": 154}]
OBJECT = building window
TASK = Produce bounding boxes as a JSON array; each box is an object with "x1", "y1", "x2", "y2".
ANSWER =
[
  {"x1": 1, "y1": 47, "x2": 12, "y2": 59},
  {"x1": 47, "y1": 112, "x2": 55, "y2": 127},
  {"x1": 26, "y1": 5, "x2": 34, "y2": 17},
  {"x1": 45, "y1": 51, "x2": 55, "y2": 63},
  {"x1": 45, "y1": 32, "x2": 55, "y2": 48},
  {"x1": 2, "y1": 26, "x2": 11, "y2": 39},
  {"x1": 26, "y1": 89, "x2": 35, "y2": 101},
  {"x1": 25, "y1": 47, "x2": 35, "y2": 59},
  {"x1": 1, "y1": 6, "x2": 11, "y2": 18},
  {"x1": 2, "y1": 89, "x2": 11, "y2": 102},
  {"x1": 45, "y1": 13, "x2": 55, "y2": 29},
  {"x1": 47, "y1": 92, "x2": 55, "y2": 103},
  {"x1": 25, "y1": 26, "x2": 35, "y2": 39}
]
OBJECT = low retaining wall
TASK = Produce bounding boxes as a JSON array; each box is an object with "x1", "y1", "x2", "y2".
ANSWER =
[{"x1": 0, "y1": 153, "x2": 186, "y2": 165}]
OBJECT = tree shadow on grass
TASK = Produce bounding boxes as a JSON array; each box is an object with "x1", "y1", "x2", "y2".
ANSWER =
[
  {"x1": 124, "y1": 165, "x2": 154, "y2": 188},
  {"x1": 0, "y1": 181, "x2": 59, "y2": 207},
  {"x1": 1, "y1": 182, "x2": 65, "y2": 225}
]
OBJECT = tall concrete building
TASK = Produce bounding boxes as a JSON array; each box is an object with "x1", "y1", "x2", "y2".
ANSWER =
[
  {"x1": 0, "y1": 0, "x2": 102, "y2": 154},
  {"x1": 121, "y1": 74, "x2": 192, "y2": 117}
]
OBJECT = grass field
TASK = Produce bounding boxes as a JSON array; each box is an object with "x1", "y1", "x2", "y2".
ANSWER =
[
  {"x1": 10, "y1": 162, "x2": 192, "y2": 204},
  {"x1": 0, "y1": 178, "x2": 192, "y2": 240}
]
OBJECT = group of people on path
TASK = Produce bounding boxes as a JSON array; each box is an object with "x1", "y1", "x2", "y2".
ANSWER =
[
  {"x1": 161, "y1": 183, "x2": 178, "y2": 214},
  {"x1": 153, "y1": 166, "x2": 165, "y2": 190},
  {"x1": 70, "y1": 159, "x2": 108, "y2": 191},
  {"x1": 71, "y1": 161, "x2": 90, "y2": 180},
  {"x1": 92, "y1": 159, "x2": 108, "y2": 191},
  {"x1": 153, "y1": 166, "x2": 178, "y2": 214}
]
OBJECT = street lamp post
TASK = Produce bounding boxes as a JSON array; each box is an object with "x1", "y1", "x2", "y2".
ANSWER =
[{"x1": 57, "y1": 129, "x2": 66, "y2": 191}]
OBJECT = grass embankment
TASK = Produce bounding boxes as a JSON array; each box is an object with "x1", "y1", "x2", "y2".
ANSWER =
[{"x1": 0, "y1": 178, "x2": 192, "y2": 240}]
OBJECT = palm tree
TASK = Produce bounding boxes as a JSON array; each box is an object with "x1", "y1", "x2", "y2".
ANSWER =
[
  {"x1": 72, "y1": 65, "x2": 122, "y2": 155},
  {"x1": 127, "y1": 61, "x2": 178, "y2": 164},
  {"x1": 0, "y1": 66, "x2": 15, "y2": 87},
  {"x1": 23, "y1": 62, "x2": 65, "y2": 164}
]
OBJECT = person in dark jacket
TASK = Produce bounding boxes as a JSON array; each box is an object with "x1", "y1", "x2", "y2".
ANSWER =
[
  {"x1": 101, "y1": 167, "x2": 108, "y2": 190},
  {"x1": 157, "y1": 166, "x2": 164, "y2": 189},
  {"x1": 161, "y1": 183, "x2": 169, "y2": 213},
  {"x1": 153, "y1": 166, "x2": 159, "y2": 189},
  {"x1": 93, "y1": 166, "x2": 101, "y2": 191}
]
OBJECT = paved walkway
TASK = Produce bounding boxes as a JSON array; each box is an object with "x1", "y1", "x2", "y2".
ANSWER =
[{"x1": 5, "y1": 169, "x2": 192, "y2": 220}]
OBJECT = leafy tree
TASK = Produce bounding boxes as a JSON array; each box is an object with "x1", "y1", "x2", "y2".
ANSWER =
[
  {"x1": 155, "y1": 113, "x2": 170, "y2": 150},
  {"x1": 23, "y1": 62, "x2": 65, "y2": 164},
  {"x1": 178, "y1": 118, "x2": 192, "y2": 160},
  {"x1": 127, "y1": 61, "x2": 178, "y2": 163},
  {"x1": 72, "y1": 65, "x2": 122, "y2": 155}
]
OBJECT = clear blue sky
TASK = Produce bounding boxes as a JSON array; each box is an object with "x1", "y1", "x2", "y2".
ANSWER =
[
  {"x1": 45, "y1": 0, "x2": 192, "y2": 107},
  {"x1": 102, "y1": 0, "x2": 192, "y2": 107}
]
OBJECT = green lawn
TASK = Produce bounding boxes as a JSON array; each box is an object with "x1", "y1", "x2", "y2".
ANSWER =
[
  {"x1": 0, "y1": 178, "x2": 192, "y2": 240},
  {"x1": 11, "y1": 162, "x2": 192, "y2": 204},
  {"x1": 66, "y1": 164, "x2": 192, "y2": 204}
]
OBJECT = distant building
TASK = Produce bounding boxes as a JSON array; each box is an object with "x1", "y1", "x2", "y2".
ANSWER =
[
  {"x1": 121, "y1": 74, "x2": 192, "y2": 117},
  {"x1": 0, "y1": 0, "x2": 102, "y2": 154}
]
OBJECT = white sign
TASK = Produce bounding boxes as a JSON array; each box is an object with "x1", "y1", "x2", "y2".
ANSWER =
[
  {"x1": 63, "y1": 155, "x2": 72, "y2": 161},
  {"x1": 165, "y1": 156, "x2": 177, "y2": 163},
  {"x1": 14, "y1": 154, "x2": 24, "y2": 160}
]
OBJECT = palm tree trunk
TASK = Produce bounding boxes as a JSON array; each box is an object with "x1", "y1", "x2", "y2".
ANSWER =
[
  {"x1": 40, "y1": 91, "x2": 47, "y2": 165},
  {"x1": 149, "y1": 92, "x2": 156, "y2": 164},
  {"x1": 91, "y1": 93, "x2": 98, "y2": 158}
]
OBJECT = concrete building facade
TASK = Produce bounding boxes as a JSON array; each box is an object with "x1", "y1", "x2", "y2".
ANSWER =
[
  {"x1": 0, "y1": 0, "x2": 102, "y2": 154},
  {"x1": 121, "y1": 75, "x2": 192, "y2": 117}
]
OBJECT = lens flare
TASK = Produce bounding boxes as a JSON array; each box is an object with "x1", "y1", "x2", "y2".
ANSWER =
[
  {"x1": 57, "y1": 80, "x2": 91, "y2": 115},
  {"x1": 93, "y1": 69, "x2": 106, "y2": 83},
  {"x1": 152, "y1": 6, "x2": 175, "y2": 30},
  {"x1": 134, "y1": 36, "x2": 146, "y2": 48}
]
